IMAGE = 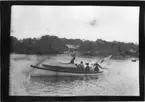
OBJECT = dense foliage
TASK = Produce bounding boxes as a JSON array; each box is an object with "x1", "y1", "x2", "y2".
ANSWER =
[{"x1": 10, "y1": 35, "x2": 138, "y2": 58}]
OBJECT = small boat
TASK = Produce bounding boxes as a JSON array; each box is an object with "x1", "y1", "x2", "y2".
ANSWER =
[
  {"x1": 132, "y1": 59, "x2": 136, "y2": 62},
  {"x1": 131, "y1": 58, "x2": 137, "y2": 62},
  {"x1": 30, "y1": 63, "x2": 103, "y2": 77}
]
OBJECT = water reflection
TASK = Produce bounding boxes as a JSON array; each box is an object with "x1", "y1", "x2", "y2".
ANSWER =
[
  {"x1": 31, "y1": 75, "x2": 99, "y2": 84},
  {"x1": 28, "y1": 75, "x2": 100, "y2": 96}
]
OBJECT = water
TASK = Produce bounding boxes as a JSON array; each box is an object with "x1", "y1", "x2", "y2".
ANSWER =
[{"x1": 9, "y1": 54, "x2": 139, "y2": 96}]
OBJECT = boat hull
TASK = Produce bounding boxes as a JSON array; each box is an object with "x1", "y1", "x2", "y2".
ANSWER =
[{"x1": 30, "y1": 65, "x2": 103, "y2": 77}]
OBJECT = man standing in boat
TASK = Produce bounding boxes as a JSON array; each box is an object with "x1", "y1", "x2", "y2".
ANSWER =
[{"x1": 70, "y1": 50, "x2": 76, "y2": 64}]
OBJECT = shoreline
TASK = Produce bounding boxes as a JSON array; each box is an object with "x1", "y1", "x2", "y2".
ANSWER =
[{"x1": 10, "y1": 53, "x2": 138, "y2": 61}]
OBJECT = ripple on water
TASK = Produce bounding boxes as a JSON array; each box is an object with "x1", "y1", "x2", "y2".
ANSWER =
[{"x1": 10, "y1": 55, "x2": 139, "y2": 96}]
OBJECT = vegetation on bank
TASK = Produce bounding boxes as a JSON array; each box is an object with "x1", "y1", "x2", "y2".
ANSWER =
[{"x1": 11, "y1": 35, "x2": 138, "y2": 58}]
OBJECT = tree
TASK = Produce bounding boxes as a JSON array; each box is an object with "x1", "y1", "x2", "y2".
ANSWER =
[{"x1": 10, "y1": 35, "x2": 138, "y2": 58}]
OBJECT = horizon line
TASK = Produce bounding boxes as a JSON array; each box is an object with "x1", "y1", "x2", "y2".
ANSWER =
[{"x1": 11, "y1": 35, "x2": 139, "y2": 45}]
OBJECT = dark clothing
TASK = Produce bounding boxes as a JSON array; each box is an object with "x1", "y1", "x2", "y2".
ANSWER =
[
  {"x1": 94, "y1": 66, "x2": 99, "y2": 71},
  {"x1": 95, "y1": 63, "x2": 102, "y2": 69},
  {"x1": 70, "y1": 57, "x2": 75, "y2": 64},
  {"x1": 70, "y1": 52, "x2": 76, "y2": 64},
  {"x1": 85, "y1": 66, "x2": 90, "y2": 72},
  {"x1": 94, "y1": 63, "x2": 102, "y2": 71}
]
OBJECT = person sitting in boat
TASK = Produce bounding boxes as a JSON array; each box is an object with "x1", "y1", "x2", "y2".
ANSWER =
[
  {"x1": 85, "y1": 63, "x2": 90, "y2": 72},
  {"x1": 94, "y1": 62, "x2": 102, "y2": 71},
  {"x1": 70, "y1": 50, "x2": 76, "y2": 64},
  {"x1": 78, "y1": 61, "x2": 84, "y2": 70}
]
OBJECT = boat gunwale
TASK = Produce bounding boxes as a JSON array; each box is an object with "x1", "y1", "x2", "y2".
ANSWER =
[{"x1": 30, "y1": 65, "x2": 103, "y2": 74}]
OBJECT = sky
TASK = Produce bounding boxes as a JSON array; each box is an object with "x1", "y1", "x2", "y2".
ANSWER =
[{"x1": 11, "y1": 6, "x2": 139, "y2": 43}]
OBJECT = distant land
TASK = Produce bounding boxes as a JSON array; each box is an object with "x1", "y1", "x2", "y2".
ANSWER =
[{"x1": 11, "y1": 35, "x2": 138, "y2": 59}]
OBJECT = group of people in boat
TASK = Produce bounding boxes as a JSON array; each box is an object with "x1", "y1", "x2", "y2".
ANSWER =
[
  {"x1": 77, "y1": 61, "x2": 102, "y2": 72},
  {"x1": 69, "y1": 50, "x2": 102, "y2": 72}
]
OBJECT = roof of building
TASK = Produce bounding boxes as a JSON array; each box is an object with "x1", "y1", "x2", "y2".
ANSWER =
[
  {"x1": 129, "y1": 49, "x2": 136, "y2": 53},
  {"x1": 66, "y1": 44, "x2": 79, "y2": 49}
]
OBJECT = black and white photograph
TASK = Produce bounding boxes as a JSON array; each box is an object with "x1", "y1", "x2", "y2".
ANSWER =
[{"x1": 9, "y1": 6, "x2": 139, "y2": 96}]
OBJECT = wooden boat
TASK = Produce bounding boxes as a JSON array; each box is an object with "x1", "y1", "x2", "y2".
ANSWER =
[
  {"x1": 132, "y1": 59, "x2": 136, "y2": 62},
  {"x1": 30, "y1": 63, "x2": 103, "y2": 77}
]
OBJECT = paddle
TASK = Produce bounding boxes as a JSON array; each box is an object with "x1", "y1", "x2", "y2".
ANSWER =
[
  {"x1": 95, "y1": 54, "x2": 112, "y2": 69},
  {"x1": 100, "y1": 54, "x2": 112, "y2": 64}
]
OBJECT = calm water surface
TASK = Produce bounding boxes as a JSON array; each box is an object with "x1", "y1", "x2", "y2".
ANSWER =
[{"x1": 10, "y1": 54, "x2": 139, "y2": 96}]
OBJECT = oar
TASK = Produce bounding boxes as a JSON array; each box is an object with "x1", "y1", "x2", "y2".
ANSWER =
[
  {"x1": 95, "y1": 54, "x2": 112, "y2": 69},
  {"x1": 100, "y1": 54, "x2": 112, "y2": 64}
]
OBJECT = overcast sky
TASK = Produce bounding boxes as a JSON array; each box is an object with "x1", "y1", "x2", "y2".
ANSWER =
[{"x1": 11, "y1": 6, "x2": 139, "y2": 43}]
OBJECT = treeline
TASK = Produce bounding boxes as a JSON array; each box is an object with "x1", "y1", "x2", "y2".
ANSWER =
[
  {"x1": 10, "y1": 35, "x2": 138, "y2": 58},
  {"x1": 79, "y1": 39, "x2": 138, "y2": 58},
  {"x1": 11, "y1": 35, "x2": 82, "y2": 54}
]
